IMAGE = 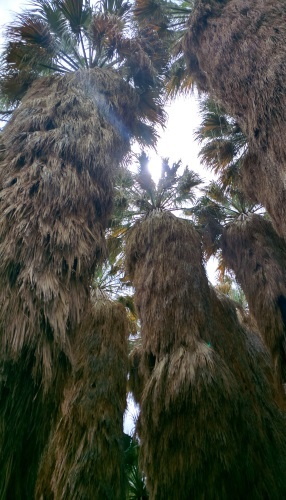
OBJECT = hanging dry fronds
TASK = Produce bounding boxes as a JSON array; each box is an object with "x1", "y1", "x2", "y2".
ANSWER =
[
  {"x1": 183, "y1": 0, "x2": 286, "y2": 238},
  {"x1": 36, "y1": 297, "x2": 128, "y2": 499},
  {"x1": 126, "y1": 211, "x2": 211, "y2": 358},
  {"x1": 129, "y1": 342, "x2": 154, "y2": 404},
  {"x1": 221, "y1": 213, "x2": 286, "y2": 389},
  {"x1": 126, "y1": 210, "x2": 286, "y2": 498}
]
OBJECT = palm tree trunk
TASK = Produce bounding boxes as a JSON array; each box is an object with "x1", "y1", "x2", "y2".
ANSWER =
[
  {"x1": 184, "y1": 0, "x2": 286, "y2": 238},
  {"x1": 221, "y1": 213, "x2": 286, "y2": 394},
  {"x1": 126, "y1": 210, "x2": 286, "y2": 499}
]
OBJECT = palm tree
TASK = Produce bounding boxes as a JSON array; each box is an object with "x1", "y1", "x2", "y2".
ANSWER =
[
  {"x1": 124, "y1": 164, "x2": 286, "y2": 498},
  {"x1": 123, "y1": 433, "x2": 149, "y2": 499},
  {"x1": 183, "y1": 0, "x2": 286, "y2": 239},
  {"x1": 193, "y1": 182, "x2": 286, "y2": 398},
  {"x1": 0, "y1": 1, "x2": 165, "y2": 496}
]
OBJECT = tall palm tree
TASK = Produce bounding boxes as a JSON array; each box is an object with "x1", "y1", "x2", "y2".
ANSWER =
[
  {"x1": 193, "y1": 182, "x2": 286, "y2": 398},
  {"x1": 0, "y1": 1, "x2": 165, "y2": 496},
  {"x1": 125, "y1": 206, "x2": 286, "y2": 498},
  {"x1": 183, "y1": 0, "x2": 286, "y2": 239},
  {"x1": 121, "y1": 159, "x2": 286, "y2": 497}
]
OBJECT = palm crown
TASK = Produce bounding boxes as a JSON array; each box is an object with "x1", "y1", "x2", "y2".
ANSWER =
[
  {"x1": 195, "y1": 96, "x2": 247, "y2": 190},
  {"x1": 134, "y1": 0, "x2": 196, "y2": 96},
  {"x1": 97, "y1": 153, "x2": 201, "y2": 299},
  {"x1": 0, "y1": 0, "x2": 166, "y2": 136},
  {"x1": 193, "y1": 181, "x2": 263, "y2": 260}
]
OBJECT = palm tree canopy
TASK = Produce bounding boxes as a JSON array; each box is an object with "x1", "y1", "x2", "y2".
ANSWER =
[
  {"x1": 195, "y1": 96, "x2": 247, "y2": 190},
  {"x1": 133, "y1": 0, "x2": 196, "y2": 96},
  {"x1": 117, "y1": 151, "x2": 201, "y2": 216},
  {"x1": 0, "y1": 0, "x2": 166, "y2": 140},
  {"x1": 192, "y1": 180, "x2": 262, "y2": 259}
]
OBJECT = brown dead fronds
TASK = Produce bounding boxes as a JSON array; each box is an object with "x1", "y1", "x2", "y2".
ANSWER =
[
  {"x1": 126, "y1": 210, "x2": 212, "y2": 358},
  {"x1": 129, "y1": 342, "x2": 154, "y2": 404},
  {"x1": 36, "y1": 297, "x2": 128, "y2": 499},
  {"x1": 184, "y1": 0, "x2": 286, "y2": 238}
]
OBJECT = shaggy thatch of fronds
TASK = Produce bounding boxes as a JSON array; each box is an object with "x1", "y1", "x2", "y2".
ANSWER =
[
  {"x1": 221, "y1": 213, "x2": 286, "y2": 387},
  {"x1": 36, "y1": 297, "x2": 128, "y2": 499},
  {"x1": 211, "y1": 288, "x2": 286, "y2": 410},
  {"x1": 126, "y1": 210, "x2": 286, "y2": 498},
  {"x1": 0, "y1": 68, "x2": 143, "y2": 387},
  {"x1": 126, "y1": 210, "x2": 212, "y2": 357},
  {"x1": 0, "y1": 354, "x2": 67, "y2": 499},
  {"x1": 183, "y1": 0, "x2": 286, "y2": 238},
  {"x1": 129, "y1": 343, "x2": 154, "y2": 404}
]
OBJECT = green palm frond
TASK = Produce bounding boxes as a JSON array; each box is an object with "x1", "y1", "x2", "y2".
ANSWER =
[
  {"x1": 165, "y1": 54, "x2": 194, "y2": 96},
  {"x1": 192, "y1": 181, "x2": 263, "y2": 259},
  {"x1": 108, "y1": 154, "x2": 202, "y2": 257},
  {"x1": 134, "y1": 0, "x2": 193, "y2": 31},
  {"x1": 204, "y1": 181, "x2": 229, "y2": 206},
  {"x1": 137, "y1": 151, "x2": 156, "y2": 195},
  {"x1": 195, "y1": 96, "x2": 247, "y2": 189},
  {"x1": 133, "y1": 0, "x2": 195, "y2": 97},
  {"x1": 55, "y1": 0, "x2": 86, "y2": 36},
  {"x1": 133, "y1": 153, "x2": 202, "y2": 213},
  {"x1": 124, "y1": 433, "x2": 148, "y2": 499},
  {"x1": 99, "y1": 0, "x2": 132, "y2": 17}
]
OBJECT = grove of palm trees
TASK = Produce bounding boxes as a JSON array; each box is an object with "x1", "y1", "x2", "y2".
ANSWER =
[{"x1": 1, "y1": 0, "x2": 286, "y2": 498}]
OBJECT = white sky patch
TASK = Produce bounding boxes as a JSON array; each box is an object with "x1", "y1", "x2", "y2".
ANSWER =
[
  {"x1": 124, "y1": 393, "x2": 139, "y2": 435},
  {"x1": 146, "y1": 92, "x2": 211, "y2": 185},
  {"x1": 0, "y1": 0, "x2": 24, "y2": 27}
]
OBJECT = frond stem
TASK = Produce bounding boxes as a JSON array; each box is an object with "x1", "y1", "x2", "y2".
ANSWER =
[
  {"x1": 79, "y1": 30, "x2": 89, "y2": 68},
  {"x1": 59, "y1": 50, "x2": 80, "y2": 71}
]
